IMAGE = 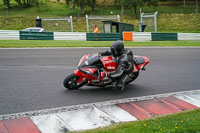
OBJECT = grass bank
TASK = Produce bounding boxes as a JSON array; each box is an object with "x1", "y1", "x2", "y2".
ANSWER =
[
  {"x1": 1, "y1": 1, "x2": 199, "y2": 17},
  {"x1": 1, "y1": 14, "x2": 200, "y2": 32},
  {"x1": 73, "y1": 109, "x2": 200, "y2": 133},
  {"x1": 0, "y1": 40, "x2": 200, "y2": 48},
  {"x1": 0, "y1": 1, "x2": 200, "y2": 32}
]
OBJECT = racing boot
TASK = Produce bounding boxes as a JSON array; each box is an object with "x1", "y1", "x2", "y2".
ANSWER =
[{"x1": 116, "y1": 83, "x2": 125, "y2": 91}]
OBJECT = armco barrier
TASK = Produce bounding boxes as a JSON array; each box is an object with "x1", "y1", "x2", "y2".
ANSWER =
[
  {"x1": 152, "y1": 33, "x2": 177, "y2": 41},
  {"x1": 132, "y1": 32, "x2": 151, "y2": 41},
  {"x1": 178, "y1": 33, "x2": 200, "y2": 40},
  {"x1": 54, "y1": 32, "x2": 86, "y2": 40},
  {"x1": 87, "y1": 33, "x2": 122, "y2": 41},
  {"x1": 20, "y1": 31, "x2": 54, "y2": 40},
  {"x1": 0, "y1": 30, "x2": 19, "y2": 40},
  {"x1": 1, "y1": 30, "x2": 200, "y2": 41}
]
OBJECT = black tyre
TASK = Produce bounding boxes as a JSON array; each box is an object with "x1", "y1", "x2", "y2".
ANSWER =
[
  {"x1": 125, "y1": 72, "x2": 139, "y2": 85},
  {"x1": 63, "y1": 73, "x2": 87, "y2": 90}
]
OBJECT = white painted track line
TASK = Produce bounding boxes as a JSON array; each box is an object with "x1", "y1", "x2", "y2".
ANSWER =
[
  {"x1": 175, "y1": 93, "x2": 200, "y2": 107},
  {"x1": 56, "y1": 107, "x2": 119, "y2": 131},
  {"x1": 31, "y1": 114, "x2": 73, "y2": 133},
  {"x1": 97, "y1": 105, "x2": 137, "y2": 122}
]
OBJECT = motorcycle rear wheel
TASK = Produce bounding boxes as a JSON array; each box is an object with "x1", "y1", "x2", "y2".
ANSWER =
[
  {"x1": 125, "y1": 72, "x2": 139, "y2": 85},
  {"x1": 63, "y1": 73, "x2": 87, "y2": 90}
]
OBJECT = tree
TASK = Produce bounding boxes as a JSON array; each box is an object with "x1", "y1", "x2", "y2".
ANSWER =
[
  {"x1": 128, "y1": 0, "x2": 158, "y2": 18},
  {"x1": 183, "y1": 0, "x2": 186, "y2": 7},
  {"x1": 70, "y1": 0, "x2": 85, "y2": 14},
  {"x1": 86, "y1": 0, "x2": 96, "y2": 11},
  {"x1": 35, "y1": 0, "x2": 47, "y2": 12},
  {"x1": 14, "y1": 0, "x2": 32, "y2": 7},
  {"x1": 79, "y1": 0, "x2": 85, "y2": 14},
  {"x1": 71, "y1": 0, "x2": 94, "y2": 15},
  {"x1": 71, "y1": 0, "x2": 78, "y2": 9},
  {"x1": 195, "y1": 0, "x2": 198, "y2": 13},
  {"x1": 66, "y1": 0, "x2": 70, "y2": 5},
  {"x1": 14, "y1": 0, "x2": 22, "y2": 6},
  {"x1": 128, "y1": 0, "x2": 144, "y2": 18},
  {"x1": 145, "y1": 0, "x2": 158, "y2": 7},
  {"x1": 91, "y1": 0, "x2": 96, "y2": 11},
  {"x1": 23, "y1": 0, "x2": 31, "y2": 7},
  {"x1": 3, "y1": 0, "x2": 10, "y2": 8},
  {"x1": 115, "y1": 0, "x2": 127, "y2": 16}
]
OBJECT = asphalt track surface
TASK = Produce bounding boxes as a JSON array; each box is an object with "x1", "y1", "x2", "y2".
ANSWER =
[{"x1": 0, "y1": 47, "x2": 200, "y2": 115}]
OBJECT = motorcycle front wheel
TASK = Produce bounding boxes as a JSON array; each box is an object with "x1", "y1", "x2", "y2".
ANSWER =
[{"x1": 63, "y1": 73, "x2": 87, "y2": 90}]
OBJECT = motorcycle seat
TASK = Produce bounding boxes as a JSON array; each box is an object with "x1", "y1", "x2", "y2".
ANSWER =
[{"x1": 134, "y1": 57, "x2": 145, "y2": 65}]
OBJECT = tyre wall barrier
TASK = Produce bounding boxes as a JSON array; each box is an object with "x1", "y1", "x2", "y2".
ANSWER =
[
  {"x1": 20, "y1": 31, "x2": 54, "y2": 40},
  {"x1": 151, "y1": 33, "x2": 178, "y2": 41},
  {"x1": 87, "y1": 33, "x2": 122, "y2": 41}
]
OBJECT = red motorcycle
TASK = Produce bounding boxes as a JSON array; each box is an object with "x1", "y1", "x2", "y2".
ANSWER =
[{"x1": 63, "y1": 53, "x2": 149, "y2": 90}]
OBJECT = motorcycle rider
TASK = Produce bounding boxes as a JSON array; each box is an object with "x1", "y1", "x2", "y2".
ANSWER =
[{"x1": 100, "y1": 40, "x2": 134, "y2": 90}]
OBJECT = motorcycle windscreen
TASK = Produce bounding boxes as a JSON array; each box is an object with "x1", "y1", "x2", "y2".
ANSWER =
[{"x1": 78, "y1": 53, "x2": 103, "y2": 68}]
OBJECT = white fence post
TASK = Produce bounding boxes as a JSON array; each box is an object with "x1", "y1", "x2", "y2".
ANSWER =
[
  {"x1": 154, "y1": 12, "x2": 158, "y2": 33},
  {"x1": 86, "y1": 15, "x2": 89, "y2": 33},
  {"x1": 70, "y1": 16, "x2": 73, "y2": 32},
  {"x1": 117, "y1": 15, "x2": 120, "y2": 22}
]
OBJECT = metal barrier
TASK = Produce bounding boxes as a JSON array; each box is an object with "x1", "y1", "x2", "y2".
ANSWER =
[
  {"x1": 54, "y1": 32, "x2": 86, "y2": 40},
  {"x1": 178, "y1": 33, "x2": 200, "y2": 40},
  {"x1": 0, "y1": 30, "x2": 200, "y2": 41},
  {"x1": 132, "y1": 32, "x2": 152, "y2": 41},
  {"x1": 0, "y1": 30, "x2": 19, "y2": 40}
]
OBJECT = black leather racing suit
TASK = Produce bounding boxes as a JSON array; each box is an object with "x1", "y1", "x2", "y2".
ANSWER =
[{"x1": 101, "y1": 48, "x2": 134, "y2": 89}]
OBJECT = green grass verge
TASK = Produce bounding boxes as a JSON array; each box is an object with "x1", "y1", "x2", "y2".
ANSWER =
[
  {"x1": 72, "y1": 109, "x2": 200, "y2": 133},
  {"x1": 0, "y1": 40, "x2": 200, "y2": 48}
]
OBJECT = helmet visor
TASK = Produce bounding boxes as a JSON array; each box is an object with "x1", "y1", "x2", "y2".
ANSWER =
[
  {"x1": 111, "y1": 47, "x2": 118, "y2": 57},
  {"x1": 111, "y1": 47, "x2": 123, "y2": 57}
]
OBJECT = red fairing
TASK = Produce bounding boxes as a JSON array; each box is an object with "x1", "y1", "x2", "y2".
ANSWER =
[
  {"x1": 134, "y1": 56, "x2": 150, "y2": 72},
  {"x1": 78, "y1": 54, "x2": 91, "y2": 66},
  {"x1": 82, "y1": 68, "x2": 98, "y2": 80},
  {"x1": 134, "y1": 64, "x2": 139, "y2": 72},
  {"x1": 101, "y1": 56, "x2": 118, "y2": 72},
  {"x1": 143, "y1": 56, "x2": 150, "y2": 66},
  {"x1": 74, "y1": 68, "x2": 98, "y2": 80},
  {"x1": 74, "y1": 69, "x2": 81, "y2": 76}
]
